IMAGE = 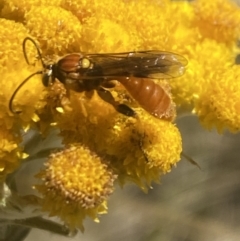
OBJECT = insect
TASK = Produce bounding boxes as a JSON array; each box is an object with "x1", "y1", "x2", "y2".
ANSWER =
[{"x1": 9, "y1": 37, "x2": 187, "y2": 117}]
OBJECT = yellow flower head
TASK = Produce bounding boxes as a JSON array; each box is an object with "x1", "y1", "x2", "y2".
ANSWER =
[
  {"x1": 193, "y1": 0, "x2": 240, "y2": 43},
  {"x1": 81, "y1": 18, "x2": 134, "y2": 53},
  {"x1": 25, "y1": 6, "x2": 82, "y2": 54},
  {"x1": 0, "y1": 128, "x2": 26, "y2": 181},
  {"x1": 35, "y1": 144, "x2": 117, "y2": 231},
  {"x1": 1, "y1": 0, "x2": 62, "y2": 22},
  {"x1": 110, "y1": 111, "x2": 182, "y2": 191},
  {"x1": 0, "y1": 19, "x2": 28, "y2": 72},
  {"x1": 171, "y1": 39, "x2": 235, "y2": 108},
  {"x1": 44, "y1": 81, "x2": 181, "y2": 191},
  {"x1": 195, "y1": 65, "x2": 240, "y2": 133}
]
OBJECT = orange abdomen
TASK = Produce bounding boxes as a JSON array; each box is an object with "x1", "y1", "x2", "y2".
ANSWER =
[{"x1": 118, "y1": 77, "x2": 173, "y2": 119}]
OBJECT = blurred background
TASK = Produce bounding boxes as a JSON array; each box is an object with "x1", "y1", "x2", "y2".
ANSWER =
[{"x1": 11, "y1": 115, "x2": 240, "y2": 241}]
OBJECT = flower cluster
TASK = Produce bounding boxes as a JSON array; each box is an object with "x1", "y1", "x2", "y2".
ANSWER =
[{"x1": 0, "y1": 0, "x2": 239, "y2": 233}]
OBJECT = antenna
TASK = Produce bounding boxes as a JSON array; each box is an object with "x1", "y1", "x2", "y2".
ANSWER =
[
  {"x1": 9, "y1": 37, "x2": 45, "y2": 114},
  {"x1": 23, "y1": 37, "x2": 45, "y2": 68},
  {"x1": 9, "y1": 71, "x2": 43, "y2": 114}
]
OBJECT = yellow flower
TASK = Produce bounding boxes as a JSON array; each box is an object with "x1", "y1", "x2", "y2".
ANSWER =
[
  {"x1": 81, "y1": 18, "x2": 135, "y2": 53},
  {"x1": 194, "y1": 65, "x2": 240, "y2": 133},
  {"x1": 61, "y1": 0, "x2": 180, "y2": 51},
  {"x1": 0, "y1": 19, "x2": 28, "y2": 72},
  {"x1": 169, "y1": 3, "x2": 240, "y2": 133},
  {"x1": 35, "y1": 144, "x2": 117, "y2": 231},
  {"x1": 111, "y1": 110, "x2": 182, "y2": 191},
  {"x1": 25, "y1": 6, "x2": 82, "y2": 54},
  {"x1": 0, "y1": 128, "x2": 26, "y2": 181},
  {"x1": 193, "y1": 0, "x2": 240, "y2": 44},
  {"x1": 171, "y1": 39, "x2": 235, "y2": 108},
  {"x1": 1, "y1": 0, "x2": 62, "y2": 22}
]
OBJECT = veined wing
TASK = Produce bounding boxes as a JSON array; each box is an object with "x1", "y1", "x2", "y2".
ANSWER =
[{"x1": 81, "y1": 50, "x2": 188, "y2": 79}]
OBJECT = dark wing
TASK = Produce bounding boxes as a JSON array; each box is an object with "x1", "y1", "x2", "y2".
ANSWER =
[{"x1": 81, "y1": 50, "x2": 187, "y2": 79}]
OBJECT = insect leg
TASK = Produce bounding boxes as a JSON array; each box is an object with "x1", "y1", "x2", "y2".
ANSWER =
[
  {"x1": 181, "y1": 152, "x2": 201, "y2": 170},
  {"x1": 131, "y1": 129, "x2": 150, "y2": 162},
  {"x1": 138, "y1": 131, "x2": 149, "y2": 162},
  {"x1": 97, "y1": 87, "x2": 136, "y2": 117}
]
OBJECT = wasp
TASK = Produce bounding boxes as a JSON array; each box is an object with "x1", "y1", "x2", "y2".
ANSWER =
[{"x1": 9, "y1": 37, "x2": 187, "y2": 117}]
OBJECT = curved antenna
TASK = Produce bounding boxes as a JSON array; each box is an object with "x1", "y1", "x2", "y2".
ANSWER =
[
  {"x1": 23, "y1": 37, "x2": 45, "y2": 68},
  {"x1": 9, "y1": 71, "x2": 43, "y2": 114}
]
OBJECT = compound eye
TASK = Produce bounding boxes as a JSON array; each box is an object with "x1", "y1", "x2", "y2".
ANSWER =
[{"x1": 81, "y1": 58, "x2": 91, "y2": 69}]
